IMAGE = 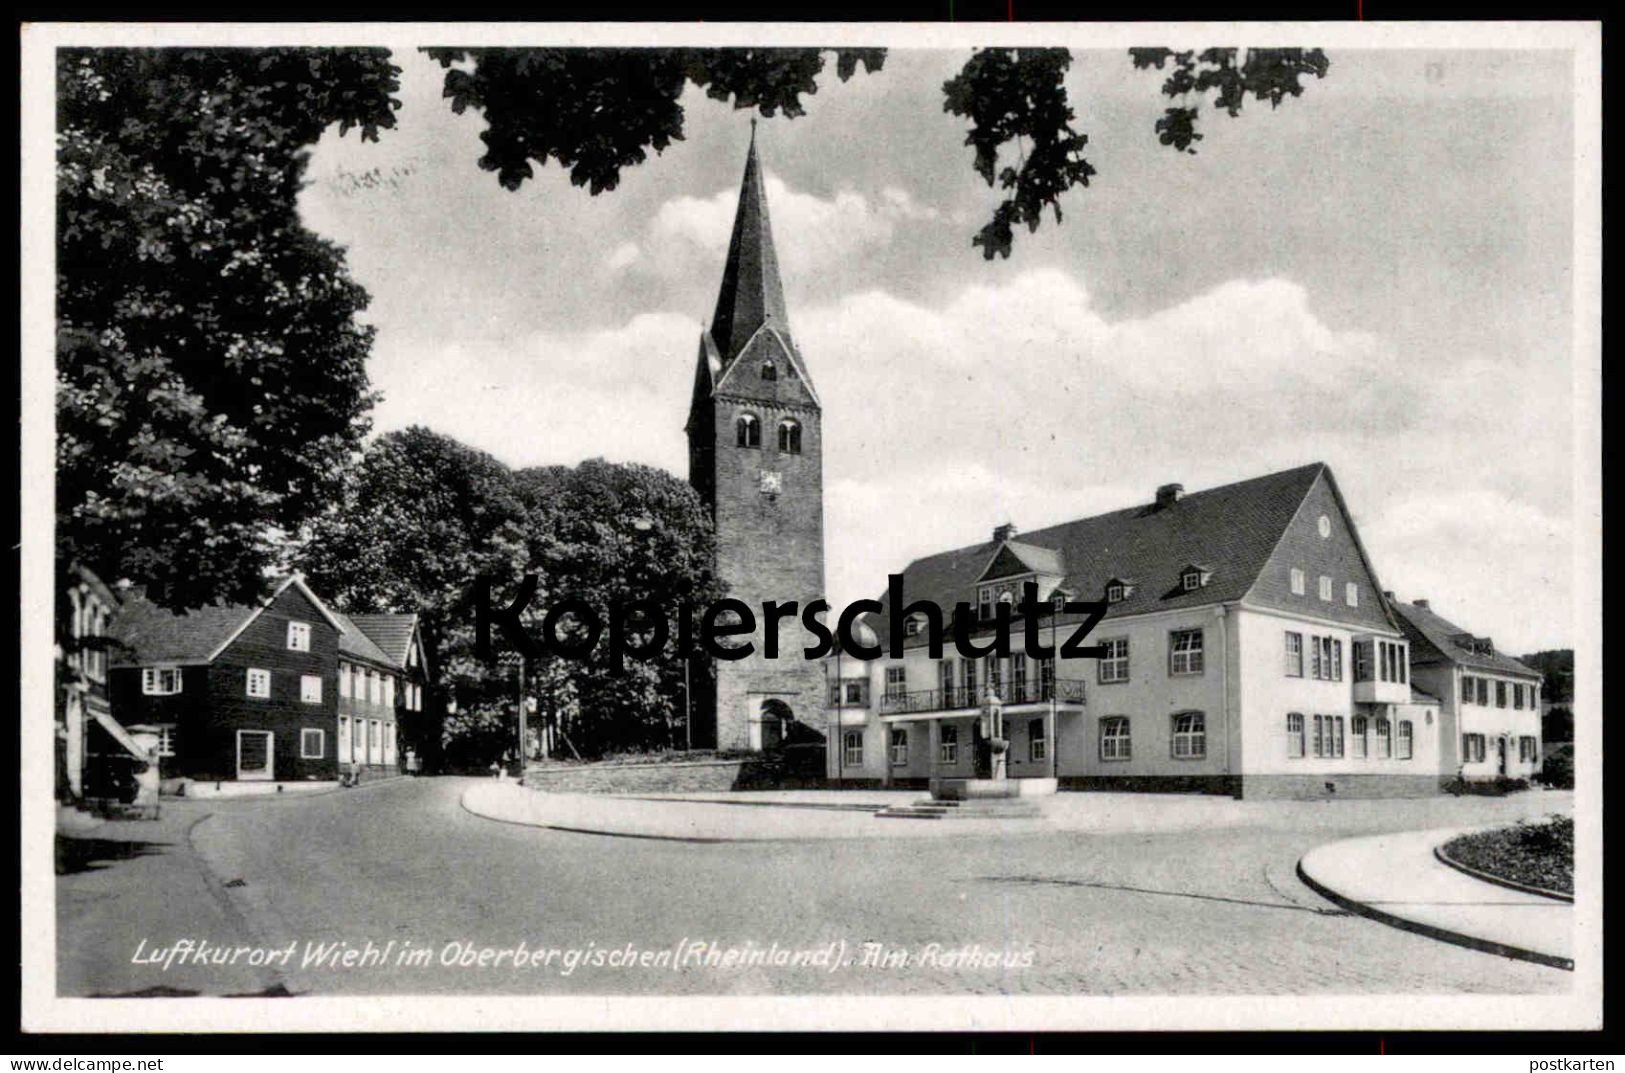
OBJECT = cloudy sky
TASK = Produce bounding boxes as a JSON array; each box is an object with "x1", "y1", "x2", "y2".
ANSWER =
[{"x1": 298, "y1": 45, "x2": 1577, "y2": 653}]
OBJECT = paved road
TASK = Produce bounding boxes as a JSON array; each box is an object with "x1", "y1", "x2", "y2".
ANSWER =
[{"x1": 128, "y1": 777, "x2": 1572, "y2": 997}]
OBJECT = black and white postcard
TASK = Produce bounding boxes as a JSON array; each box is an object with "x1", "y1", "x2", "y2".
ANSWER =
[{"x1": 19, "y1": 20, "x2": 1602, "y2": 1035}]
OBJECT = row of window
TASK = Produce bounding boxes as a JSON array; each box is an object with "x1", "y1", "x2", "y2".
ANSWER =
[
  {"x1": 865, "y1": 625, "x2": 1411, "y2": 704},
  {"x1": 735, "y1": 413, "x2": 802, "y2": 454},
  {"x1": 855, "y1": 713, "x2": 1209, "y2": 767},
  {"x1": 1461, "y1": 675, "x2": 1536, "y2": 710},
  {"x1": 1094, "y1": 713, "x2": 1206, "y2": 761},
  {"x1": 1288, "y1": 567, "x2": 1361, "y2": 609},
  {"x1": 1460, "y1": 734, "x2": 1539, "y2": 764},
  {"x1": 873, "y1": 629, "x2": 1205, "y2": 700},
  {"x1": 336, "y1": 714, "x2": 397, "y2": 766},
  {"x1": 147, "y1": 722, "x2": 398, "y2": 766},
  {"x1": 66, "y1": 588, "x2": 113, "y2": 683},
  {"x1": 338, "y1": 661, "x2": 421, "y2": 710},
  {"x1": 970, "y1": 568, "x2": 1213, "y2": 620},
  {"x1": 143, "y1": 663, "x2": 421, "y2": 711},
  {"x1": 862, "y1": 709, "x2": 1424, "y2": 767},
  {"x1": 846, "y1": 717, "x2": 1057, "y2": 768},
  {"x1": 1284, "y1": 632, "x2": 1345, "y2": 681},
  {"x1": 1286, "y1": 712, "x2": 1413, "y2": 759},
  {"x1": 142, "y1": 666, "x2": 327, "y2": 703}
]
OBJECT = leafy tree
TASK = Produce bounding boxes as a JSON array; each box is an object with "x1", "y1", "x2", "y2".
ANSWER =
[
  {"x1": 941, "y1": 48, "x2": 1095, "y2": 260},
  {"x1": 294, "y1": 426, "x2": 530, "y2": 769},
  {"x1": 297, "y1": 434, "x2": 719, "y2": 760},
  {"x1": 56, "y1": 48, "x2": 402, "y2": 611},
  {"x1": 514, "y1": 459, "x2": 723, "y2": 756},
  {"x1": 1541, "y1": 706, "x2": 1573, "y2": 745},
  {"x1": 1518, "y1": 648, "x2": 1574, "y2": 705},
  {"x1": 1129, "y1": 48, "x2": 1331, "y2": 155},
  {"x1": 424, "y1": 45, "x2": 1328, "y2": 258},
  {"x1": 423, "y1": 47, "x2": 885, "y2": 194}
]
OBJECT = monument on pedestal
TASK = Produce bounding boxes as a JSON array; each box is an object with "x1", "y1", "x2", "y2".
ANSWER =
[{"x1": 928, "y1": 687, "x2": 1053, "y2": 810}]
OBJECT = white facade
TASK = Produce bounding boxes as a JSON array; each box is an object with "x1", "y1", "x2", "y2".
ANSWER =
[
  {"x1": 1411, "y1": 661, "x2": 1542, "y2": 781},
  {"x1": 823, "y1": 600, "x2": 1433, "y2": 796}
]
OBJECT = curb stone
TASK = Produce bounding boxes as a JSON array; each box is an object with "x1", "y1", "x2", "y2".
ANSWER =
[
  {"x1": 1431, "y1": 843, "x2": 1574, "y2": 904},
  {"x1": 1294, "y1": 857, "x2": 1573, "y2": 972}
]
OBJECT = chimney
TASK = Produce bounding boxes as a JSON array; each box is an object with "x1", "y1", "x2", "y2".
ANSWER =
[
  {"x1": 1155, "y1": 483, "x2": 1184, "y2": 509},
  {"x1": 1414, "y1": 598, "x2": 1430, "y2": 610},
  {"x1": 992, "y1": 522, "x2": 1017, "y2": 544}
]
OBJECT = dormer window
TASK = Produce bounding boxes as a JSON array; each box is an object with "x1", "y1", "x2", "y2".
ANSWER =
[
  {"x1": 904, "y1": 613, "x2": 925, "y2": 638},
  {"x1": 1104, "y1": 578, "x2": 1135, "y2": 603},
  {"x1": 760, "y1": 361, "x2": 778, "y2": 381},
  {"x1": 736, "y1": 412, "x2": 761, "y2": 448},
  {"x1": 1179, "y1": 565, "x2": 1213, "y2": 592}
]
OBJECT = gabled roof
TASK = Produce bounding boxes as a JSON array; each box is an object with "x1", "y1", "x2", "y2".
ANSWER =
[
  {"x1": 872, "y1": 463, "x2": 1331, "y2": 651},
  {"x1": 111, "y1": 601, "x2": 255, "y2": 666},
  {"x1": 977, "y1": 540, "x2": 1065, "y2": 582},
  {"x1": 710, "y1": 324, "x2": 821, "y2": 409},
  {"x1": 333, "y1": 613, "x2": 397, "y2": 670},
  {"x1": 202, "y1": 576, "x2": 346, "y2": 662},
  {"x1": 347, "y1": 613, "x2": 421, "y2": 671},
  {"x1": 708, "y1": 130, "x2": 792, "y2": 367},
  {"x1": 111, "y1": 576, "x2": 346, "y2": 667},
  {"x1": 1391, "y1": 599, "x2": 1539, "y2": 678}
]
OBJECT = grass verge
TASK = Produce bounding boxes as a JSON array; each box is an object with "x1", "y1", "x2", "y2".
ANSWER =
[{"x1": 1441, "y1": 815, "x2": 1572, "y2": 895}]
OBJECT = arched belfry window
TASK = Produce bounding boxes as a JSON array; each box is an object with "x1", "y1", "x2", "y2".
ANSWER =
[
  {"x1": 778, "y1": 418, "x2": 802, "y2": 454},
  {"x1": 736, "y1": 412, "x2": 761, "y2": 448},
  {"x1": 760, "y1": 361, "x2": 778, "y2": 381}
]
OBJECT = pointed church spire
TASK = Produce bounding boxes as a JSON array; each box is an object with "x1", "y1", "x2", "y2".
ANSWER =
[{"x1": 708, "y1": 128, "x2": 791, "y2": 364}]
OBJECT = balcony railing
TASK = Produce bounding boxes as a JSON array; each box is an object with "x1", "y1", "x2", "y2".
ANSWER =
[{"x1": 878, "y1": 679, "x2": 1086, "y2": 716}]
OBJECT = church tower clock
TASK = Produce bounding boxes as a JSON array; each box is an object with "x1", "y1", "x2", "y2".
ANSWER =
[{"x1": 685, "y1": 130, "x2": 826, "y2": 752}]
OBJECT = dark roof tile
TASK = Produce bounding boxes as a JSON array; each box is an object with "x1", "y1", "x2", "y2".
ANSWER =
[
  {"x1": 1392, "y1": 600, "x2": 1539, "y2": 678},
  {"x1": 877, "y1": 463, "x2": 1327, "y2": 650},
  {"x1": 348, "y1": 613, "x2": 419, "y2": 668},
  {"x1": 333, "y1": 613, "x2": 398, "y2": 669}
]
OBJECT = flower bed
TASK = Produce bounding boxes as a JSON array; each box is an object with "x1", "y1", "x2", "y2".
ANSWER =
[{"x1": 1441, "y1": 815, "x2": 1573, "y2": 896}]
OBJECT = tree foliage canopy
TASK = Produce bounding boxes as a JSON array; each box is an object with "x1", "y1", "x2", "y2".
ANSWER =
[
  {"x1": 516, "y1": 459, "x2": 724, "y2": 754},
  {"x1": 56, "y1": 48, "x2": 401, "y2": 610},
  {"x1": 1129, "y1": 47, "x2": 1331, "y2": 155},
  {"x1": 295, "y1": 429, "x2": 721, "y2": 761},
  {"x1": 295, "y1": 425, "x2": 529, "y2": 683},
  {"x1": 422, "y1": 47, "x2": 885, "y2": 195}
]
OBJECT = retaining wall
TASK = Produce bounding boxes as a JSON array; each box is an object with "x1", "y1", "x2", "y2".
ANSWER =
[{"x1": 522, "y1": 756, "x2": 823, "y2": 794}]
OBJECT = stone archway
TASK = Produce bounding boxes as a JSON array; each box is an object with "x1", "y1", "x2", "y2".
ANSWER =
[{"x1": 759, "y1": 698, "x2": 794, "y2": 751}]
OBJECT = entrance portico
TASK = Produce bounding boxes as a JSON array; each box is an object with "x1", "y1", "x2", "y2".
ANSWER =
[{"x1": 875, "y1": 680, "x2": 1085, "y2": 786}]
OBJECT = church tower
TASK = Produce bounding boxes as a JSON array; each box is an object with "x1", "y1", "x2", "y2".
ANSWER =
[{"x1": 686, "y1": 130, "x2": 826, "y2": 752}]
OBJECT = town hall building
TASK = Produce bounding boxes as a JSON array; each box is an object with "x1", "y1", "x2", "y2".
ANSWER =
[{"x1": 822, "y1": 464, "x2": 1454, "y2": 799}]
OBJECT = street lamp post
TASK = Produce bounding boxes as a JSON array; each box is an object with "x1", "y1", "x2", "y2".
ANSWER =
[{"x1": 516, "y1": 651, "x2": 527, "y2": 777}]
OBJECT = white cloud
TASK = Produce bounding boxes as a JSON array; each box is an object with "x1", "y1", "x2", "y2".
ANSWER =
[
  {"x1": 630, "y1": 174, "x2": 940, "y2": 280},
  {"x1": 602, "y1": 241, "x2": 641, "y2": 274},
  {"x1": 1362, "y1": 490, "x2": 1572, "y2": 654},
  {"x1": 368, "y1": 311, "x2": 698, "y2": 474},
  {"x1": 369, "y1": 267, "x2": 1574, "y2": 652}
]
